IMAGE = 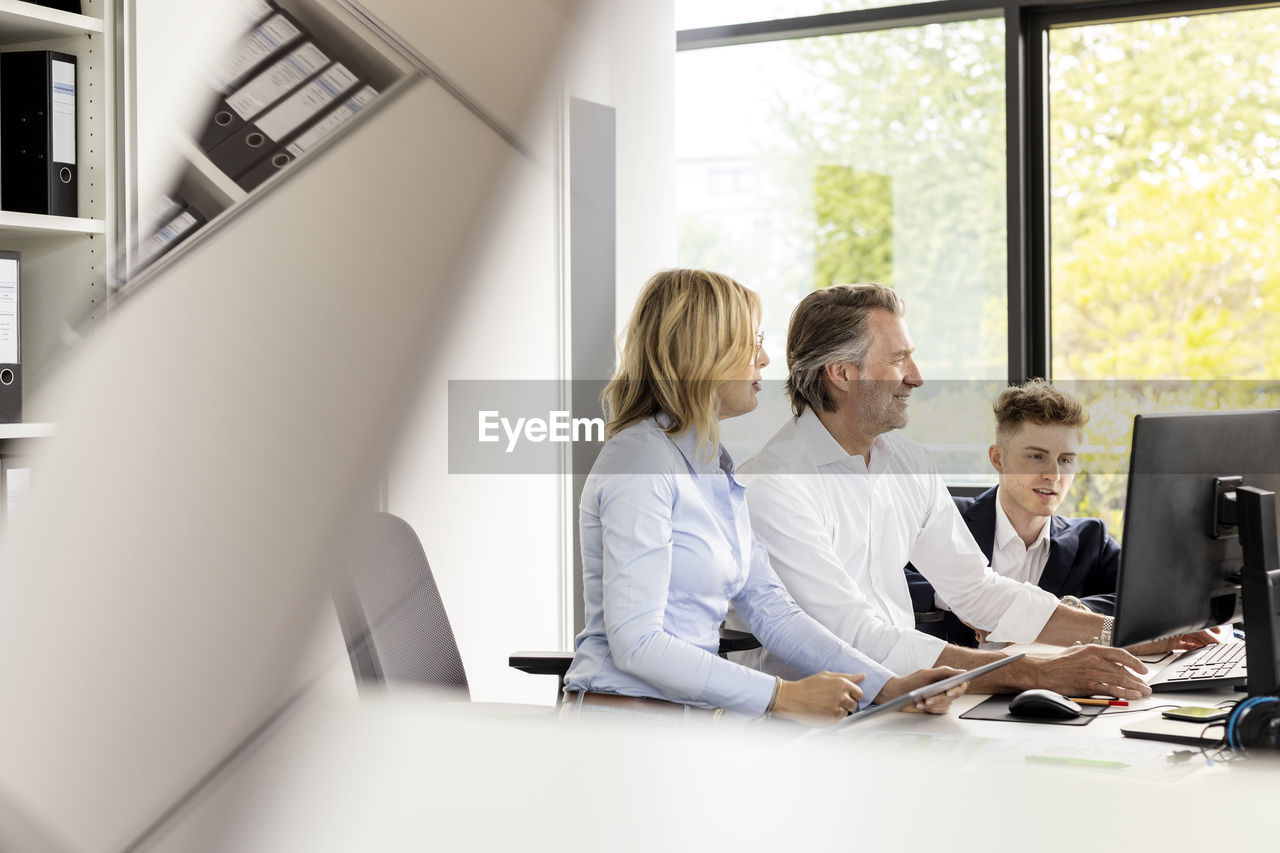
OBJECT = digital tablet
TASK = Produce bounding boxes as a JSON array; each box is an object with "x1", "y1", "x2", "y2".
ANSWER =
[{"x1": 828, "y1": 652, "x2": 1026, "y2": 731}]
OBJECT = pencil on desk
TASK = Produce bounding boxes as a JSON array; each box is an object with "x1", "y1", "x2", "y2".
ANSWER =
[{"x1": 1068, "y1": 697, "x2": 1129, "y2": 706}]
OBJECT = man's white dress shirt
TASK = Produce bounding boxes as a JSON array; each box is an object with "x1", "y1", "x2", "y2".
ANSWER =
[
  {"x1": 732, "y1": 408, "x2": 1058, "y2": 677},
  {"x1": 991, "y1": 495, "x2": 1053, "y2": 583}
]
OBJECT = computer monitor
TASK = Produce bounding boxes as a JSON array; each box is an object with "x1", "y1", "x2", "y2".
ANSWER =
[{"x1": 1112, "y1": 410, "x2": 1280, "y2": 695}]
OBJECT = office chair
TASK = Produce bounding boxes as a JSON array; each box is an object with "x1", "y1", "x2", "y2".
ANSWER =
[
  {"x1": 332, "y1": 511, "x2": 755, "y2": 704},
  {"x1": 509, "y1": 628, "x2": 763, "y2": 692},
  {"x1": 334, "y1": 511, "x2": 470, "y2": 699}
]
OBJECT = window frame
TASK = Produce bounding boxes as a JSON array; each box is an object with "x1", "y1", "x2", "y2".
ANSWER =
[{"x1": 677, "y1": 0, "x2": 1278, "y2": 383}]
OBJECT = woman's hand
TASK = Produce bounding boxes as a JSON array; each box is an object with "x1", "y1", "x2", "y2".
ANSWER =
[
  {"x1": 771, "y1": 671, "x2": 867, "y2": 726},
  {"x1": 874, "y1": 667, "x2": 966, "y2": 715}
]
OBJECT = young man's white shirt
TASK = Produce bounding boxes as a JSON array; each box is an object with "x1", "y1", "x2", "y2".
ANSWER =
[
  {"x1": 731, "y1": 407, "x2": 1058, "y2": 678},
  {"x1": 990, "y1": 493, "x2": 1053, "y2": 584}
]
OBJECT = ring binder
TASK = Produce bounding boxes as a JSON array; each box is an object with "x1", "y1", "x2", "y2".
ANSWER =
[
  {"x1": 209, "y1": 11, "x2": 304, "y2": 95},
  {"x1": 235, "y1": 85, "x2": 378, "y2": 192},
  {"x1": 0, "y1": 51, "x2": 77, "y2": 217},
  {"x1": 0, "y1": 251, "x2": 21, "y2": 424},
  {"x1": 29, "y1": 1, "x2": 82, "y2": 12},
  {"x1": 133, "y1": 205, "x2": 207, "y2": 273},
  {"x1": 199, "y1": 41, "x2": 331, "y2": 152},
  {"x1": 206, "y1": 63, "x2": 362, "y2": 179}
]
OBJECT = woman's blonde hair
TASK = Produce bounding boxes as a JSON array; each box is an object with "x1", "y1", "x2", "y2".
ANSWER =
[{"x1": 604, "y1": 269, "x2": 760, "y2": 456}]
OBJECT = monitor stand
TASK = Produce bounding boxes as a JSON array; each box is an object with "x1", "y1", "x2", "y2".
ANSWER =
[{"x1": 1237, "y1": 486, "x2": 1280, "y2": 697}]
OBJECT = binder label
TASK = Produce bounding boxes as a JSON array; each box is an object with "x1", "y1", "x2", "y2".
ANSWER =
[
  {"x1": 212, "y1": 14, "x2": 302, "y2": 93},
  {"x1": 0, "y1": 258, "x2": 17, "y2": 364},
  {"x1": 226, "y1": 42, "x2": 329, "y2": 121},
  {"x1": 286, "y1": 86, "x2": 378, "y2": 156},
  {"x1": 51, "y1": 59, "x2": 76, "y2": 165},
  {"x1": 136, "y1": 210, "x2": 199, "y2": 269},
  {"x1": 256, "y1": 64, "x2": 360, "y2": 142}
]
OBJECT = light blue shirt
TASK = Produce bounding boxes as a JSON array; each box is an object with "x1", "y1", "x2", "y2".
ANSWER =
[{"x1": 564, "y1": 416, "x2": 894, "y2": 716}]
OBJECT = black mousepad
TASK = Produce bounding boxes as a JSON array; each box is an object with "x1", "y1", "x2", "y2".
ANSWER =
[{"x1": 960, "y1": 693, "x2": 1106, "y2": 726}]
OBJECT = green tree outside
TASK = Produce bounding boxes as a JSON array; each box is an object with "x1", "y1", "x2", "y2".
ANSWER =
[{"x1": 677, "y1": 5, "x2": 1280, "y2": 536}]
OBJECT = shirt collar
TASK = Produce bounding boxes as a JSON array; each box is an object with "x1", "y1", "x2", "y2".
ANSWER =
[
  {"x1": 795, "y1": 406, "x2": 888, "y2": 470},
  {"x1": 659, "y1": 413, "x2": 739, "y2": 480},
  {"x1": 993, "y1": 486, "x2": 1052, "y2": 552},
  {"x1": 796, "y1": 407, "x2": 854, "y2": 467}
]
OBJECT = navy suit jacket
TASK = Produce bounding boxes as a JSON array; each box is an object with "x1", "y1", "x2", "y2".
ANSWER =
[{"x1": 905, "y1": 486, "x2": 1119, "y2": 647}]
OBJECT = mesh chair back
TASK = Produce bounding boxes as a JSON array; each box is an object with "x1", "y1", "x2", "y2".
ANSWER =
[{"x1": 334, "y1": 512, "x2": 469, "y2": 699}]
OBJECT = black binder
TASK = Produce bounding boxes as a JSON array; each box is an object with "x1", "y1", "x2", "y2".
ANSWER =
[
  {"x1": 0, "y1": 251, "x2": 21, "y2": 424},
  {"x1": 0, "y1": 51, "x2": 77, "y2": 217},
  {"x1": 198, "y1": 41, "x2": 331, "y2": 153},
  {"x1": 235, "y1": 85, "x2": 378, "y2": 192},
  {"x1": 206, "y1": 62, "x2": 362, "y2": 179},
  {"x1": 30, "y1": 1, "x2": 82, "y2": 12}
]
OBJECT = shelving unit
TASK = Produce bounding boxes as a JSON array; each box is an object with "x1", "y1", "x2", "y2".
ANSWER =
[
  {"x1": 120, "y1": 0, "x2": 419, "y2": 291},
  {"x1": 0, "y1": 210, "x2": 106, "y2": 238},
  {"x1": 0, "y1": 0, "x2": 101, "y2": 42},
  {"x1": 0, "y1": 421, "x2": 54, "y2": 440},
  {"x1": 0, "y1": 0, "x2": 111, "y2": 423}
]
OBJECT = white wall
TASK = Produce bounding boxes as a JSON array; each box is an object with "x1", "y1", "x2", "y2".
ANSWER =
[
  {"x1": 386, "y1": 0, "x2": 675, "y2": 704},
  {"x1": 128, "y1": 0, "x2": 675, "y2": 706},
  {"x1": 385, "y1": 150, "x2": 565, "y2": 705},
  {"x1": 566, "y1": 0, "x2": 677, "y2": 316}
]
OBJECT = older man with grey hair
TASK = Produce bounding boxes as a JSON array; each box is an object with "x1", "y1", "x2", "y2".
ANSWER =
[{"x1": 733, "y1": 283, "x2": 1213, "y2": 699}]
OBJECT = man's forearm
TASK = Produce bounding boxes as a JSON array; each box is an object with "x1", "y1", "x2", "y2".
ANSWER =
[
  {"x1": 1034, "y1": 603, "x2": 1107, "y2": 646},
  {"x1": 933, "y1": 644, "x2": 1034, "y2": 692}
]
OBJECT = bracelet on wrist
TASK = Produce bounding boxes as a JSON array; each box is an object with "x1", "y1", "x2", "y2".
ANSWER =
[{"x1": 764, "y1": 677, "x2": 782, "y2": 717}]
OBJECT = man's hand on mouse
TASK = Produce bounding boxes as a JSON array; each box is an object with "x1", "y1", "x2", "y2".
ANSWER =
[{"x1": 1027, "y1": 645, "x2": 1152, "y2": 700}]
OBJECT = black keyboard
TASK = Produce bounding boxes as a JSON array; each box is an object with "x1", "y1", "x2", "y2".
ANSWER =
[{"x1": 1147, "y1": 640, "x2": 1247, "y2": 692}]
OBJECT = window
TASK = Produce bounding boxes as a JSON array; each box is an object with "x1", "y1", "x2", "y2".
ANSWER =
[
  {"x1": 1050, "y1": 9, "x2": 1280, "y2": 382},
  {"x1": 678, "y1": 20, "x2": 1007, "y2": 386},
  {"x1": 1046, "y1": 8, "x2": 1280, "y2": 531},
  {"x1": 676, "y1": 1, "x2": 1280, "y2": 533},
  {"x1": 677, "y1": 14, "x2": 1008, "y2": 470}
]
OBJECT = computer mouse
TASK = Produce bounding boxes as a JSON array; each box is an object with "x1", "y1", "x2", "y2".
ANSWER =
[{"x1": 1008, "y1": 689, "x2": 1083, "y2": 720}]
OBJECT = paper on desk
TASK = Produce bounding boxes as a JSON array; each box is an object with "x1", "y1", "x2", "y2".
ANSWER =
[{"x1": 834, "y1": 729, "x2": 1210, "y2": 781}]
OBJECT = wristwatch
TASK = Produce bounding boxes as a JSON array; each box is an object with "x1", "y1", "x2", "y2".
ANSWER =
[
  {"x1": 1100, "y1": 615, "x2": 1115, "y2": 647},
  {"x1": 1059, "y1": 595, "x2": 1089, "y2": 611}
]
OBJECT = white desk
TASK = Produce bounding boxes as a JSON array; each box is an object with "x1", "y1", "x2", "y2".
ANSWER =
[
  {"x1": 824, "y1": 644, "x2": 1243, "y2": 782},
  {"x1": 134, "y1": 659, "x2": 1274, "y2": 851}
]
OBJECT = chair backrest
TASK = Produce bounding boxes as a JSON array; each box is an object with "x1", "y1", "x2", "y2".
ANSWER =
[{"x1": 334, "y1": 512, "x2": 469, "y2": 699}]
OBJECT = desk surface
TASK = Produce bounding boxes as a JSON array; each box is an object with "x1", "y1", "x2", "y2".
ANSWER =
[{"x1": 823, "y1": 644, "x2": 1241, "y2": 782}]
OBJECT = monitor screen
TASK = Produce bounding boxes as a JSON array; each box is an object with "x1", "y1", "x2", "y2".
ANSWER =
[{"x1": 1113, "y1": 410, "x2": 1280, "y2": 647}]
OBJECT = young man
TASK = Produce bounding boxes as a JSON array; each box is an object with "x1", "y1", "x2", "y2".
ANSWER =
[
  {"x1": 733, "y1": 284, "x2": 1211, "y2": 699},
  {"x1": 907, "y1": 381, "x2": 1118, "y2": 647}
]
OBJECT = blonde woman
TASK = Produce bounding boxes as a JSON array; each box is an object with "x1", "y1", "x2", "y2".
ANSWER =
[{"x1": 563, "y1": 269, "x2": 963, "y2": 725}]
